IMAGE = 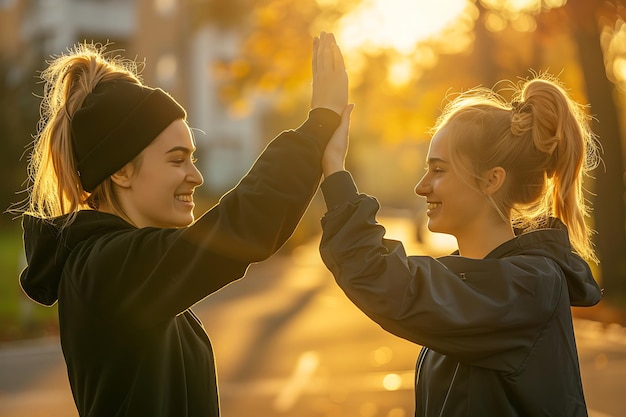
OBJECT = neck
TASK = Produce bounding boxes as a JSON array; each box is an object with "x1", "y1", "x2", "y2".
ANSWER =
[
  {"x1": 456, "y1": 219, "x2": 515, "y2": 259},
  {"x1": 97, "y1": 202, "x2": 136, "y2": 227}
]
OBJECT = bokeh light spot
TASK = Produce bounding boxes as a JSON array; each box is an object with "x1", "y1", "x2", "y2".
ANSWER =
[{"x1": 382, "y1": 373, "x2": 402, "y2": 391}]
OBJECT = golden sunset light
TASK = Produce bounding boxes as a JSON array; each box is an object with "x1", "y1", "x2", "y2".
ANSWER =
[
  {"x1": 1, "y1": 1, "x2": 626, "y2": 417},
  {"x1": 333, "y1": 0, "x2": 471, "y2": 87},
  {"x1": 336, "y1": 0, "x2": 468, "y2": 54}
]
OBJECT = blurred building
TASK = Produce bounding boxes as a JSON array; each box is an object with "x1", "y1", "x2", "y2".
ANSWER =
[{"x1": 0, "y1": 0, "x2": 261, "y2": 193}]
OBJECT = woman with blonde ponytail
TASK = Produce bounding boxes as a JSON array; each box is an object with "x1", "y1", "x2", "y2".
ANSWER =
[
  {"x1": 318, "y1": 73, "x2": 602, "y2": 416},
  {"x1": 19, "y1": 33, "x2": 349, "y2": 417},
  {"x1": 29, "y1": 44, "x2": 142, "y2": 222}
]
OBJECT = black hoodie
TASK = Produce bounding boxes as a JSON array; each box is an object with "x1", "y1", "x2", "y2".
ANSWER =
[
  {"x1": 20, "y1": 109, "x2": 340, "y2": 417},
  {"x1": 319, "y1": 171, "x2": 602, "y2": 417}
]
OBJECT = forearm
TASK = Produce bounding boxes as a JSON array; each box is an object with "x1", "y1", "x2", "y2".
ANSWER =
[
  {"x1": 320, "y1": 172, "x2": 415, "y2": 325},
  {"x1": 318, "y1": 175, "x2": 559, "y2": 366},
  {"x1": 184, "y1": 108, "x2": 340, "y2": 262}
]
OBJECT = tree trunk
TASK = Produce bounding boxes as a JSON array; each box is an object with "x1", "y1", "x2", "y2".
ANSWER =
[
  {"x1": 566, "y1": 0, "x2": 626, "y2": 301},
  {"x1": 473, "y1": 1, "x2": 500, "y2": 87}
]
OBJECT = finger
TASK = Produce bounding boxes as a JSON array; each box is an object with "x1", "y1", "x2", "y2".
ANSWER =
[
  {"x1": 322, "y1": 34, "x2": 334, "y2": 72},
  {"x1": 330, "y1": 35, "x2": 346, "y2": 73},
  {"x1": 341, "y1": 103, "x2": 355, "y2": 126},
  {"x1": 333, "y1": 104, "x2": 354, "y2": 135},
  {"x1": 317, "y1": 32, "x2": 327, "y2": 72}
]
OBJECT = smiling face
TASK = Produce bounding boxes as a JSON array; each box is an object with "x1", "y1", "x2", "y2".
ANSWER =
[
  {"x1": 414, "y1": 124, "x2": 495, "y2": 240},
  {"x1": 112, "y1": 119, "x2": 204, "y2": 228}
]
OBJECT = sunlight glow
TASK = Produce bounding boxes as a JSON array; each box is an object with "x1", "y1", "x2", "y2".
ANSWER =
[
  {"x1": 274, "y1": 351, "x2": 320, "y2": 412},
  {"x1": 484, "y1": 11, "x2": 507, "y2": 32},
  {"x1": 370, "y1": 346, "x2": 394, "y2": 366},
  {"x1": 482, "y1": 0, "x2": 566, "y2": 17},
  {"x1": 482, "y1": 0, "x2": 540, "y2": 14},
  {"x1": 614, "y1": 57, "x2": 626, "y2": 84},
  {"x1": 388, "y1": 58, "x2": 414, "y2": 89},
  {"x1": 337, "y1": 0, "x2": 468, "y2": 56},
  {"x1": 335, "y1": 0, "x2": 470, "y2": 87},
  {"x1": 388, "y1": 409, "x2": 407, "y2": 417},
  {"x1": 603, "y1": 19, "x2": 626, "y2": 91},
  {"x1": 382, "y1": 373, "x2": 402, "y2": 391},
  {"x1": 511, "y1": 13, "x2": 537, "y2": 32}
]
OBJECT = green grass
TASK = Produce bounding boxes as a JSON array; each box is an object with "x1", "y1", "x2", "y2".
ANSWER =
[{"x1": 0, "y1": 222, "x2": 58, "y2": 341}]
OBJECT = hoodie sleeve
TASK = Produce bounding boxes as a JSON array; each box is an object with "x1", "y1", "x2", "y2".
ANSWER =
[
  {"x1": 319, "y1": 171, "x2": 565, "y2": 371},
  {"x1": 63, "y1": 109, "x2": 340, "y2": 326},
  {"x1": 182, "y1": 108, "x2": 340, "y2": 262}
]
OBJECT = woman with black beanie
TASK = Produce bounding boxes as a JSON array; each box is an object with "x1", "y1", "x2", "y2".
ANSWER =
[{"x1": 18, "y1": 32, "x2": 349, "y2": 417}]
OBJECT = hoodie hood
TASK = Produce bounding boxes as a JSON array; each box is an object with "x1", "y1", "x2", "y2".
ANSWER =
[
  {"x1": 487, "y1": 217, "x2": 602, "y2": 307},
  {"x1": 20, "y1": 211, "x2": 134, "y2": 306}
]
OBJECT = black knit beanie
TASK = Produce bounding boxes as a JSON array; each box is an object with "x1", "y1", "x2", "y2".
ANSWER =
[{"x1": 71, "y1": 80, "x2": 186, "y2": 192}]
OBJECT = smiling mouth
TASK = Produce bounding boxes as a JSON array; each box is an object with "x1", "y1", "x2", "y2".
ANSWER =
[
  {"x1": 427, "y1": 202, "x2": 441, "y2": 210},
  {"x1": 175, "y1": 194, "x2": 193, "y2": 203}
]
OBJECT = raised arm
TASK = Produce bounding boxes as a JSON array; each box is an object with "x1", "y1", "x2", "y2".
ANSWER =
[
  {"x1": 79, "y1": 33, "x2": 350, "y2": 323},
  {"x1": 181, "y1": 32, "x2": 349, "y2": 263}
]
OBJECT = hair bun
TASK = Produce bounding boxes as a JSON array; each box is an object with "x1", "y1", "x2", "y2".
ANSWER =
[{"x1": 510, "y1": 101, "x2": 533, "y2": 136}]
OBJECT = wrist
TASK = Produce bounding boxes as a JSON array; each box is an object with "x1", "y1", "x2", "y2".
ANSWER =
[
  {"x1": 323, "y1": 160, "x2": 345, "y2": 177},
  {"x1": 311, "y1": 105, "x2": 344, "y2": 117}
]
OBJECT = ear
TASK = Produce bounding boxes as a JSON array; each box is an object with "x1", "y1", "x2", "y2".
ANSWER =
[
  {"x1": 481, "y1": 166, "x2": 506, "y2": 196},
  {"x1": 110, "y1": 163, "x2": 133, "y2": 188}
]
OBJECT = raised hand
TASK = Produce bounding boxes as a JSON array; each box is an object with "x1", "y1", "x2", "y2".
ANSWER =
[
  {"x1": 323, "y1": 104, "x2": 354, "y2": 177},
  {"x1": 311, "y1": 32, "x2": 348, "y2": 116}
]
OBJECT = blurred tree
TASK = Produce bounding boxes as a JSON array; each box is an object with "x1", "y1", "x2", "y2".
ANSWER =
[
  {"x1": 562, "y1": 0, "x2": 626, "y2": 300},
  {"x1": 473, "y1": 0, "x2": 500, "y2": 87},
  {"x1": 190, "y1": 0, "x2": 254, "y2": 29},
  {"x1": 191, "y1": 0, "x2": 361, "y2": 127},
  {"x1": 438, "y1": 0, "x2": 626, "y2": 300},
  {"x1": 0, "y1": 56, "x2": 39, "y2": 226}
]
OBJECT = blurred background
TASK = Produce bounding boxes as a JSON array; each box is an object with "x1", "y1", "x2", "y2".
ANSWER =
[{"x1": 0, "y1": 0, "x2": 625, "y2": 416}]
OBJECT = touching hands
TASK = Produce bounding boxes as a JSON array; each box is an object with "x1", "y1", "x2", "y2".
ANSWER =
[
  {"x1": 311, "y1": 32, "x2": 348, "y2": 116},
  {"x1": 323, "y1": 104, "x2": 354, "y2": 177}
]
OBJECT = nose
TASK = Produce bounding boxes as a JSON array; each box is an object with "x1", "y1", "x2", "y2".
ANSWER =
[
  {"x1": 188, "y1": 162, "x2": 204, "y2": 187},
  {"x1": 414, "y1": 172, "x2": 429, "y2": 197}
]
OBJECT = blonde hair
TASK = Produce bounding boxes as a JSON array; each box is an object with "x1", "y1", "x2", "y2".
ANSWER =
[
  {"x1": 432, "y1": 74, "x2": 599, "y2": 261},
  {"x1": 23, "y1": 42, "x2": 143, "y2": 226}
]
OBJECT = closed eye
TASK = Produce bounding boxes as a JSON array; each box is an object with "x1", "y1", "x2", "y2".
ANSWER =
[
  {"x1": 425, "y1": 157, "x2": 448, "y2": 174},
  {"x1": 170, "y1": 156, "x2": 197, "y2": 166},
  {"x1": 424, "y1": 164, "x2": 444, "y2": 174}
]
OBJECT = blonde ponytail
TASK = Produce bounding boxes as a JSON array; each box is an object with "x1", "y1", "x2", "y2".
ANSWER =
[
  {"x1": 24, "y1": 42, "x2": 142, "y2": 223},
  {"x1": 433, "y1": 73, "x2": 599, "y2": 261},
  {"x1": 517, "y1": 77, "x2": 599, "y2": 262}
]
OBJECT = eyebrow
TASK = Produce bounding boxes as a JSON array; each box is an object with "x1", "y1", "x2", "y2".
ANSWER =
[
  {"x1": 426, "y1": 157, "x2": 449, "y2": 165},
  {"x1": 166, "y1": 146, "x2": 196, "y2": 154}
]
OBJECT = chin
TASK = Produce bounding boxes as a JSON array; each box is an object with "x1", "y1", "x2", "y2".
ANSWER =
[
  {"x1": 175, "y1": 218, "x2": 194, "y2": 228},
  {"x1": 161, "y1": 216, "x2": 194, "y2": 228},
  {"x1": 427, "y1": 223, "x2": 450, "y2": 236}
]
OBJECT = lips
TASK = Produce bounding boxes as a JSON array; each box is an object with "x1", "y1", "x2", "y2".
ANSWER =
[{"x1": 175, "y1": 194, "x2": 193, "y2": 203}]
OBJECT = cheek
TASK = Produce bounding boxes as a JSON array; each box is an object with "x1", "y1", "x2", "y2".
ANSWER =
[{"x1": 134, "y1": 168, "x2": 167, "y2": 190}]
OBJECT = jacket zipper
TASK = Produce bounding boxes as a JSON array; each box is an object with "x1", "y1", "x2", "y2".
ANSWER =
[{"x1": 438, "y1": 362, "x2": 460, "y2": 417}]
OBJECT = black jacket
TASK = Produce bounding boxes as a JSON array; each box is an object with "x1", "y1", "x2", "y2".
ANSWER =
[
  {"x1": 319, "y1": 171, "x2": 602, "y2": 417},
  {"x1": 20, "y1": 109, "x2": 340, "y2": 417}
]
